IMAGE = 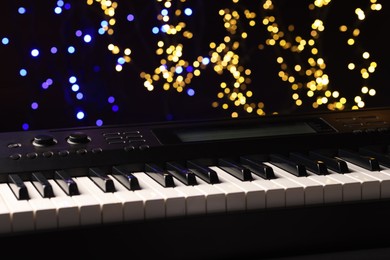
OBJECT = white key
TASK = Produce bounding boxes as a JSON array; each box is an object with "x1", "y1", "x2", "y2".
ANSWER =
[
  {"x1": 48, "y1": 180, "x2": 80, "y2": 228},
  {"x1": 341, "y1": 162, "x2": 380, "y2": 200},
  {"x1": 307, "y1": 173, "x2": 343, "y2": 204},
  {"x1": 128, "y1": 172, "x2": 165, "y2": 219},
  {"x1": 24, "y1": 182, "x2": 57, "y2": 230},
  {"x1": 172, "y1": 177, "x2": 206, "y2": 216},
  {"x1": 194, "y1": 178, "x2": 226, "y2": 214},
  {"x1": 251, "y1": 175, "x2": 285, "y2": 208},
  {"x1": 0, "y1": 193, "x2": 11, "y2": 234},
  {"x1": 75, "y1": 177, "x2": 123, "y2": 224},
  {"x1": 135, "y1": 172, "x2": 186, "y2": 218},
  {"x1": 0, "y1": 183, "x2": 34, "y2": 233},
  {"x1": 209, "y1": 166, "x2": 246, "y2": 212},
  {"x1": 214, "y1": 167, "x2": 266, "y2": 210},
  {"x1": 264, "y1": 163, "x2": 305, "y2": 207},
  {"x1": 379, "y1": 168, "x2": 390, "y2": 176},
  {"x1": 70, "y1": 178, "x2": 101, "y2": 226},
  {"x1": 351, "y1": 165, "x2": 390, "y2": 199},
  {"x1": 326, "y1": 171, "x2": 361, "y2": 202},
  {"x1": 108, "y1": 175, "x2": 145, "y2": 221},
  {"x1": 270, "y1": 167, "x2": 324, "y2": 205}
]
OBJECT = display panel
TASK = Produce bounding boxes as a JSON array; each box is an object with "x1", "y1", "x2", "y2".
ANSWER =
[
  {"x1": 175, "y1": 122, "x2": 317, "y2": 142},
  {"x1": 153, "y1": 117, "x2": 336, "y2": 144}
]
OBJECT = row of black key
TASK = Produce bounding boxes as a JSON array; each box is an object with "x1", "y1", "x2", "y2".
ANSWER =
[
  {"x1": 8, "y1": 166, "x2": 140, "y2": 200},
  {"x1": 7, "y1": 145, "x2": 390, "y2": 200}
]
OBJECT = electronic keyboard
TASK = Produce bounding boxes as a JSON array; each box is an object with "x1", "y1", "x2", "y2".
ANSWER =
[{"x1": 1, "y1": 107, "x2": 390, "y2": 259}]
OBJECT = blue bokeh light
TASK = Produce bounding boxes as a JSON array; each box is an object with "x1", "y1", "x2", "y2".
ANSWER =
[
  {"x1": 83, "y1": 34, "x2": 92, "y2": 43},
  {"x1": 71, "y1": 84, "x2": 80, "y2": 92},
  {"x1": 184, "y1": 8, "x2": 193, "y2": 16},
  {"x1": 1, "y1": 38, "x2": 9, "y2": 45},
  {"x1": 18, "y1": 7, "x2": 26, "y2": 14},
  {"x1": 69, "y1": 76, "x2": 77, "y2": 84},
  {"x1": 187, "y1": 88, "x2": 195, "y2": 96},
  {"x1": 54, "y1": 7, "x2": 62, "y2": 14},
  {"x1": 19, "y1": 69, "x2": 27, "y2": 77},
  {"x1": 127, "y1": 14, "x2": 134, "y2": 22},
  {"x1": 67, "y1": 46, "x2": 75, "y2": 54},
  {"x1": 31, "y1": 49, "x2": 40, "y2": 57},
  {"x1": 96, "y1": 119, "x2": 103, "y2": 126},
  {"x1": 22, "y1": 123, "x2": 29, "y2": 131},
  {"x1": 112, "y1": 104, "x2": 119, "y2": 112},
  {"x1": 50, "y1": 47, "x2": 58, "y2": 54},
  {"x1": 108, "y1": 96, "x2": 115, "y2": 103},
  {"x1": 76, "y1": 92, "x2": 84, "y2": 100},
  {"x1": 31, "y1": 102, "x2": 39, "y2": 110},
  {"x1": 76, "y1": 111, "x2": 85, "y2": 120}
]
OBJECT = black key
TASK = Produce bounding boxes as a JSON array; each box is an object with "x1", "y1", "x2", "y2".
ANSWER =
[
  {"x1": 309, "y1": 149, "x2": 349, "y2": 173},
  {"x1": 112, "y1": 166, "x2": 140, "y2": 190},
  {"x1": 31, "y1": 172, "x2": 54, "y2": 198},
  {"x1": 269, "y1": 153, "x2": 307, "y2": 177},
  {"x1": 289, "y1": 152, "x2": 328, "y2": 175},
  {"x1": 186, "y1": 160, "x2": 219, "y2": 184},
  {"x1": 218, "y1": 158, "x2": 253, "y2": 181},
  {"x1": 54, "y1": 170, "x2": 80, "y2": 196},
  {"x1": 166, "y1": 161, "x2": 198, "y2": 185},
  {"x1": 359, "y1": 145, "x2": 390, "y2": 168},
  {"x1": 338, "y1": 148, "x2": 380, "y2": 171},
  {"x1": 8, "y1": 174, "x2": 29, "y2": 200},
  {"x1": 89, "y1": 167, "x2": 116, "y2": 192},
  {"x1": 144, "y1": 163, "x2": 175, "y2": 187},
  {"x1": 239, "y1": 155, "x2": 275, "y2": 179}
]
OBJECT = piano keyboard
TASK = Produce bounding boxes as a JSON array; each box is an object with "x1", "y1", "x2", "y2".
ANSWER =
[
  {"x1": 1, "y1": 151, "x2": 390, "y2": 235},
  {"x1": 1, "y1": 107, "x2": 390, "y2": 259}
]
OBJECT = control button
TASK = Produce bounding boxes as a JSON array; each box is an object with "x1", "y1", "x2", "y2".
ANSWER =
[
  {"x1": 123, "y1": 131, "x2": 140, "y2": 135},
  {"x1": 343, "y1": 122, "x2": 363, "y2": 127},
  {"x1": 108, "y1": 140, "x2": 126, "y2": 144},
  {"x1": 58, "y1": 150, "x2": 70, "y2": 157},
  {"x1": 26, "y1": 152, "x2": 38, "y2": 159},
  {"x1": 32, "y1": 134, "x2": 57, "y2": 147},
  {"x1": 92, "y1": 148, "x2": 103, "y2": 154},
  {"x1": 364, "y1": 128, "x2": 376, "y2": 134},
  {"x1": 128, "y1": 139, "x2": 146, "y2": 143},
  {"x1": 352, "y1": 129, "x2": 364, "y2": 134},
  {"x1": 125, "y1": 134, "x2": 143, "y2": 139},
  {"x1": 105, "y1": 136, "x2": 123, "y2": 141},
  {"x1": 105, "y1": 137, "x2": 124, "y2": 144},
  {"x1": 124, "y1": 145, "x2": 135, "y2": 152},
  {"x1": 103, "y1": 132, "x2": 121, "y2": 137},
  {"x1": 67, "y1": 132, "x2": 91, "y2": 145},
  {"x1": 8, "y1": 143, "x2": 22, "y2": 148},
  {"x1": 139, "y1": 144, "x2": 150, "y2": 151},
  {"x1": 9, "y1": 153, "x2": 21, "y2": 160},
  {"x1": 76, "y1": 148, "x2": 87, "y2": 155},
  {"x1": 365, "y1": 121, "x2": 387, "y2": 126},
  {"x1": 377, "y1": 127, "x2": 390, "y2": 133},
  {"x1": 42, "y1": 151, "x2": 54, "y2": 158}
]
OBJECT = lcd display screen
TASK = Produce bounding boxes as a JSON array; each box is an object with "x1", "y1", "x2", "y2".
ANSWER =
[{"x1": 174, "y1": 122, "x2": 317, "y2": 142}]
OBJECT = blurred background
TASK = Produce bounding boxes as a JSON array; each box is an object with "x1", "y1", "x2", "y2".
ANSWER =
[{"x1": 0, "y1": 0, "x2": 388, "y2": 132}]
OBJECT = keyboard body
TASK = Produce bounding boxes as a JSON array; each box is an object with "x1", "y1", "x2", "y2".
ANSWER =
[{"x1": 1, "y1": 107, "x2": 390, "y2": 259}]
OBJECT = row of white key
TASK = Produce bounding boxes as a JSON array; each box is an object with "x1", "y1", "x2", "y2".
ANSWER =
[{"x1": 2, "y1": 161, "x2": 390, "y2": 234}]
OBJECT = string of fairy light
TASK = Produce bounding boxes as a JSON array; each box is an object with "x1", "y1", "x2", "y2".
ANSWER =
[{"x1": 90, "y1": 0, "x2": 382, "y2": 119}]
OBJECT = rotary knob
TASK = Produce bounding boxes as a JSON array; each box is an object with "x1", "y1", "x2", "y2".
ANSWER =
[
  {"x1": 32, "y1": 134, "x2": 57, "y2": 147},
  {"x1": 67, "y1": 132, "x2": 91, "y2": 145}
]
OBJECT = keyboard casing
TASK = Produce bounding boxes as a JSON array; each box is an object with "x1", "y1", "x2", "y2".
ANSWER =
[{"x1": 1, "y1": 107, "x2": 390, "y2": 259}]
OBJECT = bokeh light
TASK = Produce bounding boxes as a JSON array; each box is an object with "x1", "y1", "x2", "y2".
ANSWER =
[{"x1": 0, "y1": 0, "x2": 387, "y2": 131}]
